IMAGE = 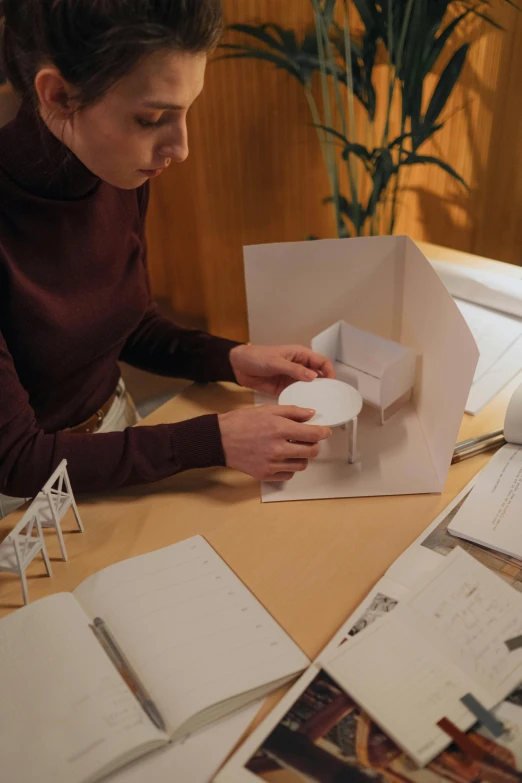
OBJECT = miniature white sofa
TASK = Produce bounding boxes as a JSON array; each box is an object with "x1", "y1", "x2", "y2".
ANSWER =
[{"x1": 311, "y1": 320, "x2": 416, "y2": 424}]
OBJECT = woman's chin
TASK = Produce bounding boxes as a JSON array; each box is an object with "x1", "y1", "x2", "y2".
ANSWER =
[{"x1": 99, "y1": 170, "x2": 150, "y2": 190}]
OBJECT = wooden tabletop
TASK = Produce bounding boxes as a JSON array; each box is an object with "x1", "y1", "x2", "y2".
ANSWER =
[{"x1": 1, "y1": 241, "x2": 520, "y2": 666}]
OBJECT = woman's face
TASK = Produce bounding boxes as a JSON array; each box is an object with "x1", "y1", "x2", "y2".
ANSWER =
[{"x1": 45, "y1": 50, "x2": 206, "y2": 189}]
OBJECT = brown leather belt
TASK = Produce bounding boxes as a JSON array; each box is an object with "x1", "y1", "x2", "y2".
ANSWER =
[{"x1": 67, "y1": 385, "x2": 122, "y2": 434}]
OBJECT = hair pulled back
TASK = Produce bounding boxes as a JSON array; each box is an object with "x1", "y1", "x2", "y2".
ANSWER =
[{"x1": 0, "y1": 0, "x2": 223, "y2": 106}]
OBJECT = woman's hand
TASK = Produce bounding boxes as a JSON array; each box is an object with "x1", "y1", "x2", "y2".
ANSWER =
[
  {"x1": 229, "y1": 344, "x2": 335, "y2": 396},
  {"x1": 218, "y1": 405, "x2": 332, "y2": 481}
]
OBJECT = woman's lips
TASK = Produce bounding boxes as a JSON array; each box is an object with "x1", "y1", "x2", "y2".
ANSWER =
[{"x1": 138, "y1": 168, "x2": 164, "y2": 178}]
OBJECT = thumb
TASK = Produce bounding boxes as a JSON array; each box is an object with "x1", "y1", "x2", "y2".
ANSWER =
[
  {"x1": 271, "y1": 358, "x2": 317, "y2": 382},
  {"x1": 271, "y1": 405, "x2": 317, "y2": 422}
]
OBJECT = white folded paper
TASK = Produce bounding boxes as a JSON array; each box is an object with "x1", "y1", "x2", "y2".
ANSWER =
[
  {"x1": 431, "y1": 260, "x2": 522, "y2": 319},
  {"x1": 431, "y1": 259, "x2": 522, "y2": 414}
]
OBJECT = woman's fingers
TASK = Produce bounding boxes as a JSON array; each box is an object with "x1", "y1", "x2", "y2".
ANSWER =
[
  {"x1": 265, "y1": 460, "x2": 309, "y2": 482},
  {"x1": 269, "y1": 472, "x2": 299, "y2": 482},
  {"x1": 284, "y1": 442, "x2": 320, "y2": 460},
  {"x1": 291, "y1": 348, "x2": 336, "y2": 379},
  {"x1": 275, "y1": 459, "x2": 309, "y2": 472}
]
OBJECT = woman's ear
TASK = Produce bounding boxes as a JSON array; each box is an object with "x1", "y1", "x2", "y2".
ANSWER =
[{"x1": 34, "y1": 66, "x2": 75, "y2": 118}]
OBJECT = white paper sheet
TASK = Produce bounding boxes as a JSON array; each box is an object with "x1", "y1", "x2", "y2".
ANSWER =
[
  {"x1": 448, "y1": 443, "x2": 522, "y2": 559},
  {"x1": 431, "y1": 259, "x2": 522, "y2": 414},
  {"x1": 430, "y1": 260, "x2": 522, "y2": 318},
  {"x1": 244, "y1": 237, "x2": 477, "y2": 501},
  {"x1": 106, "y1": 701, "x2": 260, "y2": 783},
  {"x1": 385, "y1": 482, "x2": 478, "y2": 589},
  {"x1": 455, "y1": 299, "x2": 522, "y2": 383},
  {"x1": 466, "y1": 336, "x2": 522, "y2": 415}
]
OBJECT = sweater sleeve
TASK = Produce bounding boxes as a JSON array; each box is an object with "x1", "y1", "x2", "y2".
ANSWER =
[
  {"x1": 119, "y1": 183, "x2": 242, "y2": 383},
  {"x1": 0, "y1": 328, "x2": 227, "y2": 498},
  {"x1": 119, "y1": 304, "x2": 241, "y2": 383}
]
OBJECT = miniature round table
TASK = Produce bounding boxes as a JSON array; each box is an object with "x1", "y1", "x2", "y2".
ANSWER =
[{"x1": 279, "y1": 378, "x2": 363, "y2": 463}]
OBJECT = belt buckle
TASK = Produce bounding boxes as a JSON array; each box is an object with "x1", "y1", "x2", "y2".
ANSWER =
[{"x1": 95, "y1": 409, "x2": 104, "y2": 428}]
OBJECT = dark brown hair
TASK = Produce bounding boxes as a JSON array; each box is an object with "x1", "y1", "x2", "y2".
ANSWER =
[{"x1": 0, "y1": 0, "x2": 223, "y2": 106}]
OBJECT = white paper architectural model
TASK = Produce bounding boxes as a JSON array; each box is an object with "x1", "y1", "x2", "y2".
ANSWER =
[
  {"x1": 243, "y1": 235, "x2": 478, "y2": 503},
  {"x1": 312, "y1": 321, "x2": 416, "y2": 424},
  {"x1": 0, "y1": 459, "x2": 83, "y2": 604}
]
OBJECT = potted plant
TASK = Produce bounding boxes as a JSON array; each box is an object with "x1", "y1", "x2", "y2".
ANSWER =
[{"x1": 220, "y1": 0, "x2": 517, "y2": 238}]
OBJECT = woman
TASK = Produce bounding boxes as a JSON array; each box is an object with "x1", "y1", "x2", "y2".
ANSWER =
[{"x1": 0, "y1": 0, "x2": 333, "y2": 512}]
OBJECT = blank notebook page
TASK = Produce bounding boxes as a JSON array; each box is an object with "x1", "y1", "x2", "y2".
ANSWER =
[
  {"x1": 74, "y1": 536, "x2": 309, "y2": 738},
  {"x1": 0, "y1": 594, "x2": 164, "y2": 783}
]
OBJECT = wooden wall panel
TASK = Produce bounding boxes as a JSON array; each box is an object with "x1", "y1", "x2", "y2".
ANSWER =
[
  {"x1": 394, "y1": 3, "x2": 522, "y2": 264},
  {"x1": 147, "y1": 1, "x2": 522, "y2": 341},
  {"x1": 148, "y1": 2, "x2": 335, "y2": 341}
]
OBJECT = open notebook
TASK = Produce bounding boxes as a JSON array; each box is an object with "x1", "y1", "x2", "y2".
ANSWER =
[{"x1": 0, "y1": 536, "x2": 309, "y2": 783}]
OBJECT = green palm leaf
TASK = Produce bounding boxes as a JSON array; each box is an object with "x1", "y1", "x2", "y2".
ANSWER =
[
  {"x1": 261, "y1": 23, "x2": 299, "y2": 52},
  {"x1": 221, "y1": 0, "x2": 517, "y2": 238},
  {"x1": 225, "y1": 24, "x2": 288, "y2": 52},
  {"x1": 403, "y1": 154, "x2": 468, "y2": 188},
  {"x1": 217, "y1": 49, "x2": 305, "y2": 84},
  {"x1": 423, "y1": 44, "x2": 469, "y2": 128}
]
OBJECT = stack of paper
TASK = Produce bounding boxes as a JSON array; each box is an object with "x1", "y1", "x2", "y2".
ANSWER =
[
  {"x1": 448, "y1": 443, "x2": 522, "y2": 559},
  {"x1": 325, "y1": 548, "x2": 522, "y2": 766},
  {"x1": 217, "y1": 546, "x2": 522, "y2": 780}
]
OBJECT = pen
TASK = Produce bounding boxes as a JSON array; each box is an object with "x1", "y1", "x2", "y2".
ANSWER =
[
  {"x1": 453, "y1": 428, "x2": 504, "y2": 454},
  {"x1": 91, "y1": 616, "x2": 166, "y2": 732},
  {"x1": 451, "y1": 432, "x2": 506, "y2": 464}
]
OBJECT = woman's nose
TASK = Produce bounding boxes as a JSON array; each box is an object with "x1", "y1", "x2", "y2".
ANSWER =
[{"x1": 157, "y1": 121, "x2": 189, "y2": 163}]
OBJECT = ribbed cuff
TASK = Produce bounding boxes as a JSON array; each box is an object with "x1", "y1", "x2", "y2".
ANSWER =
[
  {"x1": 168, "y1": 414, "x2": 226, "y2": 471},
  {"x1": 206, "y1": 338, "x2": 243, "y2": 383}
]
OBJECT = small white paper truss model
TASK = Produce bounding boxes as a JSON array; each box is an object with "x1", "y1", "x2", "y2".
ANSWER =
[
  {"x1": 312, "y1": 320, "x2": 416, "y2": 424},
  {"x1": 243, "y1": 235, "x2": 478, "y2": 502}
]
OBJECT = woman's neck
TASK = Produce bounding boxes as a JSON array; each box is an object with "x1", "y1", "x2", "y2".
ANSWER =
[{"x1": 0, "y1": 101, "x2": 100, "y2": 199}]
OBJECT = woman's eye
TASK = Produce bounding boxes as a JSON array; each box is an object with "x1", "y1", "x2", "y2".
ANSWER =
[{"x1": 135, "y1": 117, "x2": 161, "y2": 129}]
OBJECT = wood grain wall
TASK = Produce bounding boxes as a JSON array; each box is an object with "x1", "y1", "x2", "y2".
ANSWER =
[{"x1": 147, "y1": 1, "x2": 522, "y2": 342}]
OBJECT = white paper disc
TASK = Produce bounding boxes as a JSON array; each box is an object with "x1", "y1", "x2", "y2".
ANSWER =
[{"x1": 278, "y1": 378, "x2": 363, "y2": 427}]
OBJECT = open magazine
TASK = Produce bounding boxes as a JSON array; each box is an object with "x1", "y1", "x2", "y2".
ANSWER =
[{"x1": 216, "y1": 478, "x2": 522, "y2": 783}]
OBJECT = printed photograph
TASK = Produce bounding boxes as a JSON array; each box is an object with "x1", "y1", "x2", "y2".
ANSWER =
[
  {"x1": 244, "y1": 670, "x2": 522, "y2": 783},
  {"x1": 338, "y1": 593, "x2": 399, "y2": 646}
]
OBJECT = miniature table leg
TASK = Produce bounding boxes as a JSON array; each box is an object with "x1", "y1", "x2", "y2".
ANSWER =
[
  {"x1": 341, "y1": 419, "x2": 358, "y2": 463},
  {"x1": 349, "y1": 417, "x2": 358, "y2": 463}
]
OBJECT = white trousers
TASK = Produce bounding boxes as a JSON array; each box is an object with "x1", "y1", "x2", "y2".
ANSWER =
[{"x1": 0, "y1": 379, "x2": 140, "y2": 519}]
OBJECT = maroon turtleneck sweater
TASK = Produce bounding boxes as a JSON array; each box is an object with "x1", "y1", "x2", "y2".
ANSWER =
[{"x1": 0, "y1": 104, "x2": 241, "y2": 498}]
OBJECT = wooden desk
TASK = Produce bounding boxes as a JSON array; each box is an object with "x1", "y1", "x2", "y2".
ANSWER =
[{"x1": 0, "y1": 242, "x2": 520, "y2": 668}]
